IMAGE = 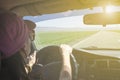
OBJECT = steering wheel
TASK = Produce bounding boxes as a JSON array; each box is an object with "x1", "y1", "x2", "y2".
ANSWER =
[{"x1": 36, "y1": 45, "x2": 79, "y2": 80}]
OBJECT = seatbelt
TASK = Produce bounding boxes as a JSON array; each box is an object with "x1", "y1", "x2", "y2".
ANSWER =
[
  {"x1": 0, "y1": 52, "x2": 3, "y2": 71},
  {"x1": 0, "y1": 52, "x2": 1, "y2": 71}
]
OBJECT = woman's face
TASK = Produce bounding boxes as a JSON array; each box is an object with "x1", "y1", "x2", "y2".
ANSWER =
[{"x1": 24, "y1": 38, "x2": 32, "y2": 56}]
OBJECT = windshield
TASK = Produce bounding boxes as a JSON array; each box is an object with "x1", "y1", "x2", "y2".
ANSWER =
[{"x1": 23, "y1": 6, "x2": 120, "y2": 50}]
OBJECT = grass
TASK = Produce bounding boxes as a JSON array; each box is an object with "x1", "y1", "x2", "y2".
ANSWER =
[{"x1": 35, "y1": 31, "x2": 98, "y2": 49}]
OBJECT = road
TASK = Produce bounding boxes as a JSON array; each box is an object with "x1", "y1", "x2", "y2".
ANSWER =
[{"x1": 71, "y1": 30, "x2": 120, "y2": 58}]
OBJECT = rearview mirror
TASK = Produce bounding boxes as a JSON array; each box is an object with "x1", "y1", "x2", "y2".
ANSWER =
[{"x1": 83, "y1": 12, "x2": 120, "y2": 26}]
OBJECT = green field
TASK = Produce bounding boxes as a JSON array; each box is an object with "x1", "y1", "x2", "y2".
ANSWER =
[{"x1": 35, "y1": 31, "x2": 98, "y2": 49}]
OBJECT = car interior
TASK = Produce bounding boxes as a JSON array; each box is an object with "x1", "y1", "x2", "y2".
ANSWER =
[{"x1": 0, "y1": 0, "x2": 120, "y2": 80}]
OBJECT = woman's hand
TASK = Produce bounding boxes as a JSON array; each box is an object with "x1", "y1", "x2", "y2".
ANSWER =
[
  {"x1": 60, "y1": 44, "x2": 72, "y2": 55},
  {"x1": 27, "y1": 51, "x2": 37, "y2": 67},
  {"x1": 26, "y1": 51, "x2": 37, "y2": 73}
]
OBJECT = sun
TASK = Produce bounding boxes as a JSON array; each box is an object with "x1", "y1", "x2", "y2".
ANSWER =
[{"x1": 105, "y1": 5, "x2": 115, "y2": 13}]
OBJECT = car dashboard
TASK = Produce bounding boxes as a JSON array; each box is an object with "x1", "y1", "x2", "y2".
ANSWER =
[{"x1": 73, "y1": 49, "x2": 120, "y2": 80}]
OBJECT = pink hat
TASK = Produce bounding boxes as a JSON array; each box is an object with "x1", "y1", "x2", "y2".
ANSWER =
[{"x1": 0, "y1": 12, "x2": 29, "y2": 59}]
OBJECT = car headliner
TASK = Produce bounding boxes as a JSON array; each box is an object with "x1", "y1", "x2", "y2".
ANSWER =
[{"x1": 0, "y1": 0, "x2": 120, "y2": 16}]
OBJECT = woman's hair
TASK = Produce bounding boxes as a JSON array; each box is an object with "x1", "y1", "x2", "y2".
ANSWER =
[{"x1": 0, "y1": 51, "x2": 30, "y2": 80}]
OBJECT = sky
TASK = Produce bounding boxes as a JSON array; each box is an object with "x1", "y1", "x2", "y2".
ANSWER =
[
  {"x1": 24, "y1": 6, "x2": 120, "y2": 30},
  {"x1": 36, "y1": 16, "x2": 120, "y2": 31}
]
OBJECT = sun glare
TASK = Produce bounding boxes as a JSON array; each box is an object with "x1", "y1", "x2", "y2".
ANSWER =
[{"x1": 105, "y1": 5, "x2": 115, "y2": 13}]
